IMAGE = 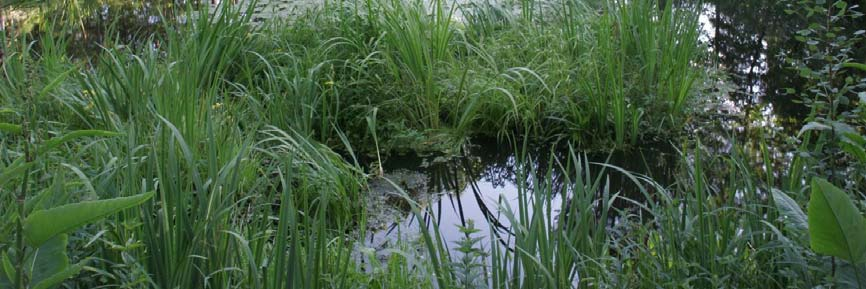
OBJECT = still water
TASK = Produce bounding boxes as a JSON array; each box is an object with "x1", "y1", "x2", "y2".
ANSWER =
[{"x1": 362, "y1": 140, "x2": 677, "y2": 259}]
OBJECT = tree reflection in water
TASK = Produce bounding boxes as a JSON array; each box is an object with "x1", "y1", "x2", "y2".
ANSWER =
[{"x1": 366, "y1": 140, "x2": 678, "y2": 256}]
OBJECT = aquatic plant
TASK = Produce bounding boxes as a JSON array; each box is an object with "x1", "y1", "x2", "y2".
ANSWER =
[{"x1": 378, "y1": 0, "x2": 455, "y2": 130}]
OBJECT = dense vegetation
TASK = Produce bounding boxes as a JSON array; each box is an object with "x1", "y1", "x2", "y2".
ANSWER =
[{"x1": 1, "y1": 0, "x2": 865, "y2": 288}]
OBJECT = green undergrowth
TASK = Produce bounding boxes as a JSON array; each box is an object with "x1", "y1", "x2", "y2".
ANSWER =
[
  {"x1": 2, "y1": 0, "x2": 861, "y2": 288},
  {"x1": 224, "y1": 0, "x2": 710, "y2": 154}
]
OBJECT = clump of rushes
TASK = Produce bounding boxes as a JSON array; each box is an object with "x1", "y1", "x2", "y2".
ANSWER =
[
  {"x1": 566, "y1": 0, "x2": 701, "y2": 147},
  {"x1": 611, "y1": 0, "x2": 701, "y2": 123},
  {"x1": 378, "y1": 0, "x2": 455, "y2": 130}
]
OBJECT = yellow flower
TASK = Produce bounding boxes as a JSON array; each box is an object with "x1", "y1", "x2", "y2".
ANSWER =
[{"x1": 212, "y1": 102, "x2": 224, "y2": 110}]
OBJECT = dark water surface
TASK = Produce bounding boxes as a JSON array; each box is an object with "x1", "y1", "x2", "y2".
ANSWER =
[{"x1": 363, "y1": 141, "x2": 678, "y2": 257}]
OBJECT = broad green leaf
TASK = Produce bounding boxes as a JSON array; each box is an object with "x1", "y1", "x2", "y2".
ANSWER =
[
  {"x1": 840, "y1": 132, "x2": 866, "y2": 163},
  {"x1": 772, "y1": 189, "x2": 808, "y2": 232},
  {"x1": 23, "y1": 192, "x2": 155, "y2": 246},
  {"x1": 798, "y1": 121, "x2": 831, "y2": 137},
  {"x1": 842, "y1": 132, "x2": 866, "y2": 146},
  {"x1": 30, "y1": 235, "x2": 69, "y2": 286},
  {"x1": 808, "y1": 178, "x2": 866, "y2": 263},
  {"x1": 842, "y1": 62, "x2": 866, "y2": 72},
  {"x1": 37, "y1": 130, "x2": 122, "y2": 156},
  {"x1": 32, "y1": 262, "x2": 84, "y2": 289},
  {"x1": 841, "y1": 141, "x2": 866, "y2": 163},
  {"x1": 0, "y1": 123, "x2": 21, "y2": 134},
  {"x1": 830, "y1": 121, "x2": 858, "y2": 135}
]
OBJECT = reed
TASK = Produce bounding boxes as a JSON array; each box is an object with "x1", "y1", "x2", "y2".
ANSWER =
[
  {"x1": 611, "y1": 0, "x2": 701, "y2": 120},
  {"x1": 378, "y1": 0, "x2": 455, "y2": 129}
]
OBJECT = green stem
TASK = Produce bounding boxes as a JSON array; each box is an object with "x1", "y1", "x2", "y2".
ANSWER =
[{"x1": 15, "y1": 119, "x2": 32, "y2": 289}]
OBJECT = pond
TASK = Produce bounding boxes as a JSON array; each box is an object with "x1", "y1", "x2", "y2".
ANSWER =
[
  {"x1": 3, "y1": 0, "x2": 814, "y2": 257},
  {"x1": 363, "y1": 0, "x2": 811, "y2": 255}
]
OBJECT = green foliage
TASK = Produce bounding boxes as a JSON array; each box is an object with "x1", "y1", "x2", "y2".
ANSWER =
[
  {"x1": 772, "y1": 188, "x2": 808, "y2": 232},
  {"x1": 7, "y1": 189, "x2": 154, "y2": 289},
  {"x1": 0, "y1": 123, "x2": 153, "y2": 289},
  {"x1": 787, "y1": 0, "x2": 866, "y2": 190},
  {"x1": 773, "y1": 171, "x2": 866, "y2": 287},
  {"x1": 0, "y1": 123, "x2": 22, "y2": 134},
  {"x1": 808, "y1": 178, "x2": 866, "y2": 264},
  {"x1": 23, "y1": 192, "x2": 155, "y2": 247},
  {"x1": 27, "y1": 235, "x2": 76, "y2": 289},
  {"x1": 843, "y1": 62, "x2": 866, "y2": 72},
  {"x1": 6, "y1": 0, "x2": 862, "y2": 288},
  {"x1": 451, "y1": 220, "x2": 488, "y2": 289},
  {"x1": 378, "y1": 0, "x2": 455, "y2": 129}
]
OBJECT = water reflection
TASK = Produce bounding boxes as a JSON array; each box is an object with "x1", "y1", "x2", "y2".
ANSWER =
[
  {"x1": 364, "y1": 141, "x2": 678, "y2": 257},
  {"x1": 701, "y1": 0, "x2": 806, "y2": 118},
  {"x1": 5, "y1": 0, "x2": 173, "y2": 55},
  {"x1": 694, "y1": 0, "x2": 817, "y2": 183}
]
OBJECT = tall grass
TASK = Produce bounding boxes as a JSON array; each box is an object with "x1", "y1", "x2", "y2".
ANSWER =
[
  {"x1": 588, "y1": 9, "x2": 631, "y2": 146},
  {"x1": 59, "y1": 4, "x2": 364, "y2": 288},
  {"x1": 564, "y1": 0, "x2": 702, "y2": 146},
  {"x1": 90, "y1": 5, "x2": 262, "y2": 284},
  {"x1": 236, "y1": 21, "x2": 341, "y2": 140},
  {"x1": 378, "y1": 0, "x2": 455, "y2": 129},
  {"x1": 612, "y1": 0, "x2": 701, "y2": 119},
  {"x1": 489, "y1": 146, "x2": 611, "y2": 288}
]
